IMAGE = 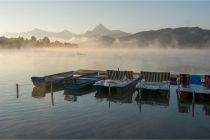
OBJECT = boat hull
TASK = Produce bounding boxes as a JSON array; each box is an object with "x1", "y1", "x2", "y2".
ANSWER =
[
  {"x1": 64, "y1": 73, "x2": 100, "y2": 90},
  {"x1": 31, "y1": 71, "x2": 73, "y2": 87},
  {"x1": 64, "y1": 79, "x2": 95, "y2": 90}
]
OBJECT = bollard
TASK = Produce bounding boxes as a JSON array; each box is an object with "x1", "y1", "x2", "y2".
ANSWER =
[{"x1": 16, "y1": 83, "x2": 19, "y2": 98}]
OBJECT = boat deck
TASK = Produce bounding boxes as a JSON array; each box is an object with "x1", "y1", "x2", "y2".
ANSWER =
[{"x1": 178, "y1": 84, "x2": 210, "y2": 94}]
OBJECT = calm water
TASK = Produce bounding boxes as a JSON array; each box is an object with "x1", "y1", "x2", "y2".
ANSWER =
[{"x1": 0, "y1": 48, "x2": 210, "y2": 138}]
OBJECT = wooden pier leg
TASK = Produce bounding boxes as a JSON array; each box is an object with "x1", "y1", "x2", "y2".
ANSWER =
[
  {"x1": 51, "y1": 80, "x2": 53, "y2": 94},
  {"x1": 51, "y1": 92, "x2": 54, "y2": 106},
  {"x1": 138, "y1": 89, "x2": 141, "y2": 112},
  {"x1": 50, "y1": 80, "x2": 54, "y2": 106},
  {"x1": 109, "y1": 83, "x2": 111, "y2": 98},
  {"x1": 16, "y1": 83, "x2": 19, "y2": 99},
  {"x1": 192, "y1": 91, "x2": 195, "y2": 117},
  {"x1": 108, "y1": 83, "x2": 111, "y2": 108}
]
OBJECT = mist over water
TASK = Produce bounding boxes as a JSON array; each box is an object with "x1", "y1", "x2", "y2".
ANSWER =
[{"x1": 0, "y1": 48, "x2": 209, "y2": 77}]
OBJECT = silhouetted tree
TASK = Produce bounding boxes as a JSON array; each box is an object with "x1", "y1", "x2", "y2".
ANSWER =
[
  {"x1": 42, "y1": 37, "x2": 50, "y2": 44},
  {"x1": 30, "y1": 36, "x2": 37, "y2": 42}
]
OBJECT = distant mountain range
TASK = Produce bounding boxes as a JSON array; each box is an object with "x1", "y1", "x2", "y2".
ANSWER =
[
  {"x1": 2, "y1": 25, "x2": 210, "y2": 48},
  {"x1": 121, "y1": 27, "x2": 210, "y2": 48},
  {"x1": 3, "y1": 28, "x2": 78, "y2": 39},
  {"x1": 3, "y1": 24, "x2": 130, "y2": 39}
]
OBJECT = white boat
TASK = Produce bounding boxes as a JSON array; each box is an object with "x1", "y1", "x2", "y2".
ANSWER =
[
  {"x1": 136, "y1": 71, "x2": 170, "y2": 92},
  {"x1": 94, "y1": 70, "x2": 139, "y2": 88}
]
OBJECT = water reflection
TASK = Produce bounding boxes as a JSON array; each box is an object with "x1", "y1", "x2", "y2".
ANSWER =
[
  {"x1": 64, "y1": 95, "x2": 77, "y2": 102},
  {"x1": 203, "y1": 103, "x2": 210, "y2": 116},
  {"x1": 95, "y1": 88, "x2": 134, "y2": 103},
  {"x1": 32, "y1": 85, "x2": 64, "y2": 98},
  {"x1": 32, "y1": 85, "x2": 65, "y2": 106},
  {"x1": 32, "y1": 85, "x2": 47, "y2": 98},
  {"x1": 64, "y1": 87, "x2": 96, "y2": 102},
  {"x1": 95, "y1": 83, "x2": 136, "y2": 108},
  {"x1": 176, "y1": 92, "x2": 210, "y2": 117},
  {"x1": 135, "y1": 90, "x2": 170, "y2": 112}
]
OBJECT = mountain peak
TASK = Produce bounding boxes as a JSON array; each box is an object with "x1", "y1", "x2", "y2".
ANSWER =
[
  {"x1": 62, "y1": 29, "x2": 70, "y2": 33},
  {"x1": 30, "y1": 28, "x2": 46, "y2": 34},
  {"x1": 32, "y1": 28, "x2": 42, "y2": 31},
  {"x1": 95, "y1": 24, "x2": 106, "y2": 28},
  {"x1": 93, "y1": 24, "x2": 110, "y2": 32},
  {"x1": 84, "y1": 24, "x2": 130, "y2": 38}
]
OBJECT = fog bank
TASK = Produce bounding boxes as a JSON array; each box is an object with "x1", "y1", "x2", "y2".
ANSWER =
[{"x1": 0, "y1": 47, "x2": 210, "y2": 75}]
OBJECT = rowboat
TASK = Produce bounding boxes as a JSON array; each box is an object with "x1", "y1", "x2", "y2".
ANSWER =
[
  {"x1": 64, "y1": 79, "x2": 97, "y2": 102},
  {"x1": 64, "y1": 72, "x2": 101, "y2": 90},
  {"x1": 31, "y1": 71, "x2": 74, "y2": 87}
]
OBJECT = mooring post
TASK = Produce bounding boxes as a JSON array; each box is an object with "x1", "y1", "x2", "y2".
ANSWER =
[
  {"x1": 138, "y1": 89, "x2": 141, "y2": 112},
  {"x1": 109, "y1": 83, "x2": 111, "y2": 109},
  {"x1": 109, "y1": 83, "x2": 111, "y2": 97},
  {"x1": 51, "y1": 92, "x2": 54, "y2": 106},
  {"x1": 51, "y1": 79, "x2": 53, "y2": 94},
  {"x1": 192, "y1": 91, "x2": 195, "y2": 117},
  {"x1": 109, "y1": 99, "x2": 110, "y2": 109},
  {"x1": 16, "y1": 83, "x2": 19, "y2": 99},
  {"x1": 138, "y1": 89, "x2": 141, "y2": 100}
]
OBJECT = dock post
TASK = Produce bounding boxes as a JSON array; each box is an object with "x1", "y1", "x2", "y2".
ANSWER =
[
  {"x1": 51, "y1": 79, "x2": 53, "y2": 94},
  {"x1": 138, "y1": 89, "x2": 141, "y2": 112},
  {"x1": 109, "y1": 83, "x2": 111, "y2": 97},
  {"x1": 192, "y1": 91, "x2": 195, "y2": 117},
  {"x1": 16, "y1": 83, "x2": 19, "y2": 99},
  {"x1": 109, "y1": 99, "x2": 110, "y2": 109},
  {"x1": 51, "y1": 92, "x2": 54, "y2": 106},
  {"x1": 109, "y1": 83, "x2": 111, "y2": 108},
  {"x1": 50, "y1": 79, "x2": 54, "y2": 106}
]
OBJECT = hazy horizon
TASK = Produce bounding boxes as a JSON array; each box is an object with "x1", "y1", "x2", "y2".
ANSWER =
[
  {"x1": 0, "y1": 1, "x2": 210, "y2": 34},
  {"x1": 1, "y1": 24, "x2": 210, "y2": 35}
]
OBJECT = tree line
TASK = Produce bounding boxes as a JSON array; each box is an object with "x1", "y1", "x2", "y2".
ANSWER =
[{"x1": 0, "y1": 36, "x2": 77, "y2": 48}]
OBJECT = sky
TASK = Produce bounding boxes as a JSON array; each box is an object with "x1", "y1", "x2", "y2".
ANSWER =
[{"x1": 0, "y1": 0, "x2": 210, "y2": 34}]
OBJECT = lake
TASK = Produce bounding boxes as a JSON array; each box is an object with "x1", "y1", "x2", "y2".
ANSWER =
[{"x1": 0, "y1": 48, "x2": 210, "y2": 138}]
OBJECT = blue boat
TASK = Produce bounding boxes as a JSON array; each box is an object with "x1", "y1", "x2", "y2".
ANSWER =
[
  {"x1": 64, "y1": 73, "x2": 100, "y2": 90},
  {"x1": 31, "y1": 71, "x2": 74, "y2": 87}
]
